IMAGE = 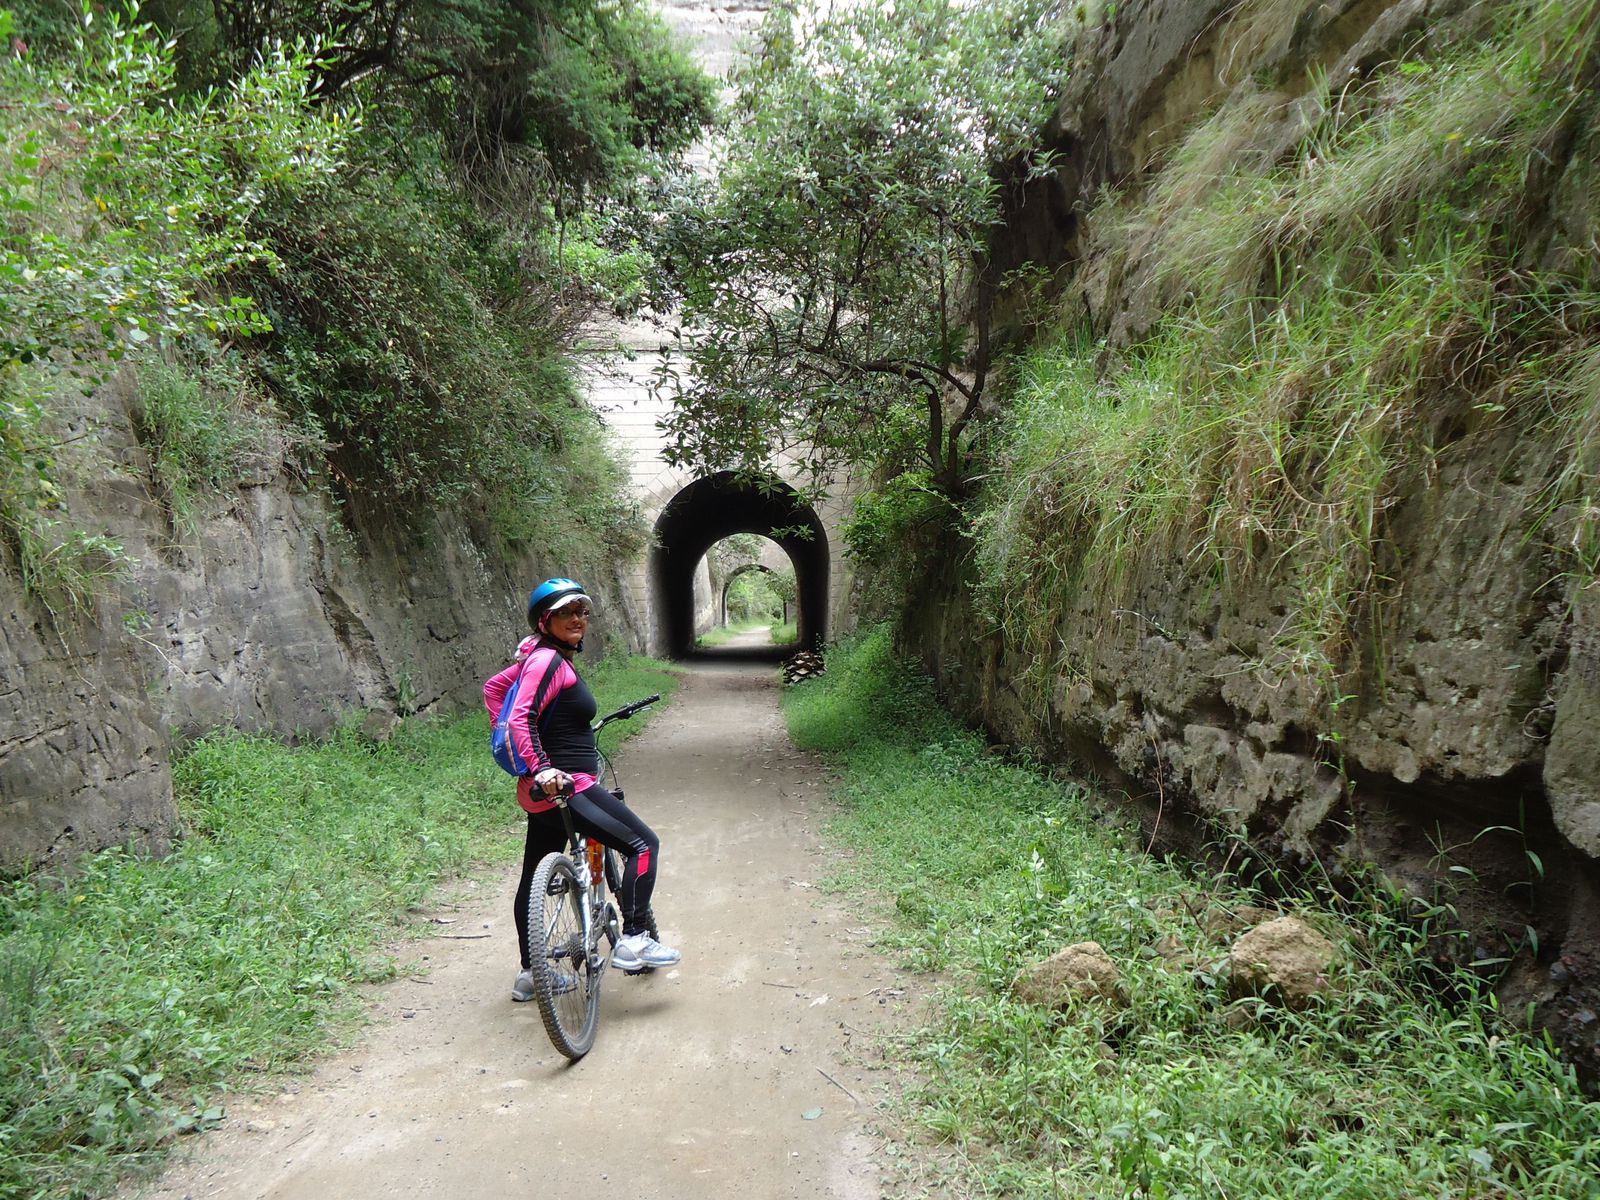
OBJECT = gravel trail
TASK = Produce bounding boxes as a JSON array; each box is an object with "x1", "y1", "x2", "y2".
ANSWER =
[{"x1": 126, "y1": 660, "x2": 917, "y2": 1200}]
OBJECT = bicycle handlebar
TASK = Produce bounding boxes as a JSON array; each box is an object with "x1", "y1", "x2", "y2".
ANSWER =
[{"x1": 592, "y1": 693, "x2": 661, "y2": 732}]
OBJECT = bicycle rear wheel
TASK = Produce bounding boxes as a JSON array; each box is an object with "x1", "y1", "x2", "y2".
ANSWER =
[
  {"x1": 526, "y1": 852, "x2": 602, "y2": 1060},
  {"x1": 604, "y1": 846, "x2": 659, "y2": 942}
]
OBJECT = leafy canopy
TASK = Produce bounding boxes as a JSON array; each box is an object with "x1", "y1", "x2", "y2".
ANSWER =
[
  {"x1": 0, "y1": 2, "x2": 350, "y2": 606},
  {"x1": 119, "y1": 0, "x2": 717, "y2": 209},
  {"x1": 653, "y1": 0, "x2": 1066, "y2": 496}
]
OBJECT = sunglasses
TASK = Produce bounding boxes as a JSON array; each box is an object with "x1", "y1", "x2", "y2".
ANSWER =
[{"x1": 551, "y1": 606, "x2": 591, "y2": 621}]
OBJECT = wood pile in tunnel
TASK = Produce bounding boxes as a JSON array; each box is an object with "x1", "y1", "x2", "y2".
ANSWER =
[{"x1": 781, "y1": 651, "x2": 825, "y2": 686}]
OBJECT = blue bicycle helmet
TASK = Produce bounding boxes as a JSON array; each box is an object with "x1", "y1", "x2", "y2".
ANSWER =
[{"x1": 527, "y1": 577, "x2": 590, "y2": 630}]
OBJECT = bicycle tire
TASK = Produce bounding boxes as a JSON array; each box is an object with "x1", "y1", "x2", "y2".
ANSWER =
[
  {"x1": 526, "y1": 852, "x2": 602, "y2": 1060},
  {"x1": 604, "y1": 846, "x2": 660, "y2": 942}
]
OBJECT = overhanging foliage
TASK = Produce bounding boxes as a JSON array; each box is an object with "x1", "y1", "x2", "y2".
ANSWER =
[{"x1": 651, "y1": 0, "x2": 1067, "y2": 497}]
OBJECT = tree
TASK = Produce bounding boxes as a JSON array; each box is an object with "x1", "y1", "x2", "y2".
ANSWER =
[
  {"x1": 136, "y1": 0, "x2": 716, "y2": 209},
  {"x1": 727, "y1": 569, "x2": 781, "y2": 624},
  {"x1": 652, "y1": 0, "x2": 1066, "y2": 497}
]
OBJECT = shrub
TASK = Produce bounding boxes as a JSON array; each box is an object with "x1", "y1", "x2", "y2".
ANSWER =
[
  {"x1": 242, "y1": 129, "x2": 644, "y2": 557},
  {"x1": 0, "y1": 3, "x2": 348, "y2": 608}
]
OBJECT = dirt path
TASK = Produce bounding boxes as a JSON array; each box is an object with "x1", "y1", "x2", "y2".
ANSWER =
[{"x1": 127, "y1": 661, "x2": 917, "y2": 1200}]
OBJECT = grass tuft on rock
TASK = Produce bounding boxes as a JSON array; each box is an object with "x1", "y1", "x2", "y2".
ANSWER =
[{"x1": 974, "y1": 0, "x2": 1600, "y2": 711}]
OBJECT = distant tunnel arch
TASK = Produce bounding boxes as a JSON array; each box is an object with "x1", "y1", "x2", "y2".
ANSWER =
[
  {"x1": 649, "y1": 472, "x2": 828, "y2": 658},
  {"x1": 720, "y1": 563, "x2": 790, "y2": 626}
]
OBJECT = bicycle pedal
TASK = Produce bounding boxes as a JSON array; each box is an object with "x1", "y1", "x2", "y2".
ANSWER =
[{"x1": 620, "y1": 964, "x2": 656, "y2": 976}]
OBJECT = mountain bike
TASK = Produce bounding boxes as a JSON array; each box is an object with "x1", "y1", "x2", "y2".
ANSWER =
[{"x1": 524, "y1": 693, "x2": 662, "y2": 1060}]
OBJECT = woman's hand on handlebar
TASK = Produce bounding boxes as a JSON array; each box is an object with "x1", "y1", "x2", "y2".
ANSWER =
[{"x1": 533, "y1": 767, "x2": 574, "y2": 796}]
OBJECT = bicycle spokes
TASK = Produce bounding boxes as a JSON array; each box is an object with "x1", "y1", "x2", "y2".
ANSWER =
[{"x1": 526, "y1": 853, "x2": 603, "y2": 1059}]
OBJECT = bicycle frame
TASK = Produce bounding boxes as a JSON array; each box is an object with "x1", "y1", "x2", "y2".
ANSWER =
[
  {"x1": 526, "y1": 694, "x2": 661, "y2": 1060},
  {"x1": 571, "y1": 828, "x2": 614, "y2": 968},
  {"x1": 553, "y1": 690, "x2": 661, "y2": 934}
]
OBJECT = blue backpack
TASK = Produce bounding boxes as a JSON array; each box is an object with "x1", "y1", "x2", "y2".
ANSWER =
[
  {"x1": 490, "y1": 654, "x2": 559, "y2": 776},
  {"x1": 491, "y1": 666, "x2": 531, "y2": 775}
]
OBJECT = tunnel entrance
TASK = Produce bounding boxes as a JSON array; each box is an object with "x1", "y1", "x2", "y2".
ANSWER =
[{"x1": 649, "y1": 472, "x2": 828, "y2": 659}]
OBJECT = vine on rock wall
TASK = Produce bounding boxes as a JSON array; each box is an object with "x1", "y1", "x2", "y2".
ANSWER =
[
  {"x1": 0, "y1": 4, "x2": 348, "y2": 610},
  {"x1": 974, "y1": 0, "x2": 1600, "y2": 718}
]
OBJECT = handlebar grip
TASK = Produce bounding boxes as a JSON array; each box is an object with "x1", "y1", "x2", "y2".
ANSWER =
[
  {"x1": 592, "y1": 693, "x2": 663, "y2": 731},
  {"x1": 616, "y1": 694, "x2": 662, "y2": 720}
]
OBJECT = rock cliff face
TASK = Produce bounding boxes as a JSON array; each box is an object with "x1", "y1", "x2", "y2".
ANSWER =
[
  {"x1": 0, "y1": 373, "x2": 642, "y2": 874},
  {"x1": 907, "y1": 0, "x2": 1600, "y2": 1079}
]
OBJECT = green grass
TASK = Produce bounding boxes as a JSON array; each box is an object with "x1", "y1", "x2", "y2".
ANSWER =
[
  {"x1": 973, "y1": 0, "x2": 1600, "y2": 709},
  {"x1": 694, "y1": 619, "x2": 768, "y2": 647},
  {"x1": 0, "y1": 653, "x2": 677, "y2": 1200},
  {"x1": 696, "y1": 618, "x2": 799, "y2": 648},
  {"x1": 786, "y1": 629, "x2": 1600, "y2": 1198}
]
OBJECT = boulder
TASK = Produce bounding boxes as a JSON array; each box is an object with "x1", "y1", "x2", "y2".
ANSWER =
[
  {"x1": 1012, "y1": 941, "x2": 1127, "y2": 1011},
  {"x1": 360, "y1": 710, "x2": 401, "y2": 745},
  {"x1": 1227, "y1": 916, "x2": 1338, "y2": 1007},
  {"x1": 1199, "y1": 903, "x2": 1278, "y2": 940}
]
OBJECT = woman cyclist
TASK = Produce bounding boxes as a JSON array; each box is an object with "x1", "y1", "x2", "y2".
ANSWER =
[{"x1": 484, "y1": 577, "x2": 681, "y2": 1003}]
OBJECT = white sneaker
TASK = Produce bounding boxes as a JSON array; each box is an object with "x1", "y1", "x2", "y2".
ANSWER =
[
  {"x1": 512, "y1": 968, "x2": 577, "y2": 1000},
  {"x1": 613, "y1": 933, "x2": 680, "y2": 970},
  {"x1": 511, "y1": 969, "x2": 536, "y2": 1002}
]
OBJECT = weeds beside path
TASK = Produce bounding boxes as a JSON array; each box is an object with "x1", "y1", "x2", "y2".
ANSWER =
[
  {"x1": 787, "y1": 628, "x2": 1600, "y2": 1199},
  {"x1": 0, "y1": 656, "x2": 676, "y2": 1200},
  {"x1": 113, "y1": 657, "x2": 906, "y2": 1200}
]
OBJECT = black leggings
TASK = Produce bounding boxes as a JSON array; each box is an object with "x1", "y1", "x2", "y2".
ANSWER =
[{"x1": 513, "y1": 782, "x2": 661, "y2": 968}]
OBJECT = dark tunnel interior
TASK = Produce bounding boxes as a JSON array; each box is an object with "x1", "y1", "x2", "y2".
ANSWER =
[{"x1": 648, "y1": 472, "x2": 828, "y2": 660}]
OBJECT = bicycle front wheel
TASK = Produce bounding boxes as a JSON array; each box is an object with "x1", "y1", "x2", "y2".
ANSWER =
[{"x1": 526, "y1": 852, "x2": 602, "y2": 1060}]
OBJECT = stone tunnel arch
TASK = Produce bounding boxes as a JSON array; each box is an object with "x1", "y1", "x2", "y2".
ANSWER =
[
  {"x1": 720, "y1": 562, "x2": 791, "y2": 626},
  {"x1": 649, "y1": 472, "x2": 828, "y2": 657}
]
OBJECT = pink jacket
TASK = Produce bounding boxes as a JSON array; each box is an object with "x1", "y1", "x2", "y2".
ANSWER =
[{"x1": 483, "y1": 638, "x2": 582, "y2": 813}]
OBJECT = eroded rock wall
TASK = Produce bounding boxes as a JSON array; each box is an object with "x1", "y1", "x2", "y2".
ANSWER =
[
  {"x1": 0, "y1": 372, "x2": 642, "y2": 874},
  {"x1": 906, "y1": 0, "x2": 1600, "y2": 1079}
]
